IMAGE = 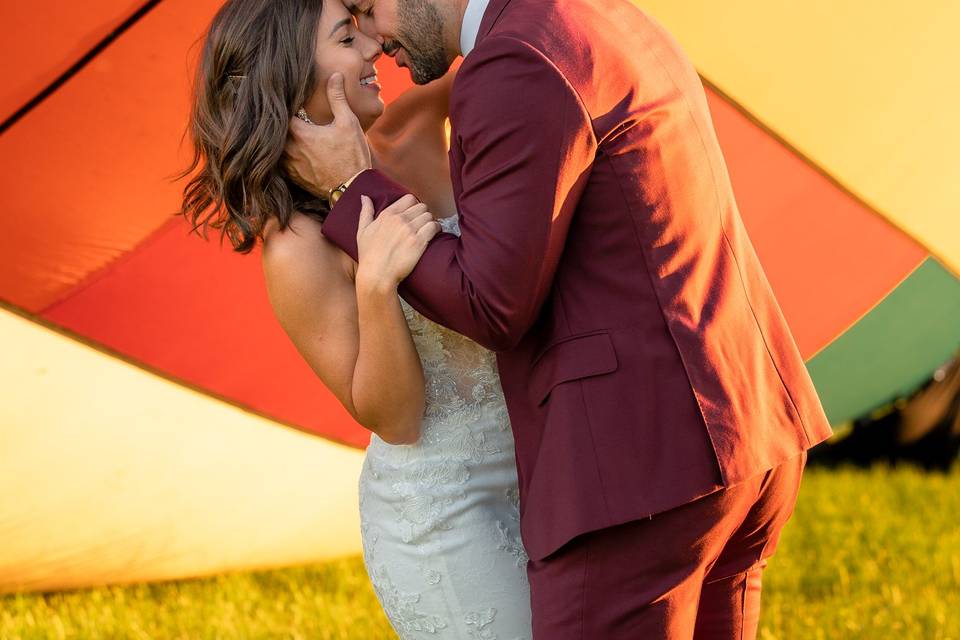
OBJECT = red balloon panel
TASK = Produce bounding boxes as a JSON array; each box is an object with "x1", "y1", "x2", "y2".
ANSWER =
[{"x1": 43, "y1": 217, "x2": 370, "y2": 448}]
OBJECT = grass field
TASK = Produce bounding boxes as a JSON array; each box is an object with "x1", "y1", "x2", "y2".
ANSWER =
[{"x1": 2, "y1": 463, "x2": 958, "y2": 639}]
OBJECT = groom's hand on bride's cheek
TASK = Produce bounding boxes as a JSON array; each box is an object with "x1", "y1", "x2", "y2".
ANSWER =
[{"x1": 283, "y1": 72, "x2": 373, "y2": 197}]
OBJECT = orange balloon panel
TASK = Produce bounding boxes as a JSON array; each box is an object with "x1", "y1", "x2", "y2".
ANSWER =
[
  {"x1": 0, "y1": 0, "x2": 222, "y2": 312},
  {"x1": 0, "y1": 0, "x2": 146, "y2": 122}
]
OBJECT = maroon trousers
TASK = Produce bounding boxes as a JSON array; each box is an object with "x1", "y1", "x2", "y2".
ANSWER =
[{"x1": 527, "y1": 451, "x2": 807, "y2": 639}]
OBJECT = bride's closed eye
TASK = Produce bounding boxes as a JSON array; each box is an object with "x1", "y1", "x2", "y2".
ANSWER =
[{"x1": 338, "y1": 15, "x2": 362, "y2": 47}]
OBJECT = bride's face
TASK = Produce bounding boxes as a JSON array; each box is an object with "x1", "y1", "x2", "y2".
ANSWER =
[{"x1": 301, "y1": 0, "x2": 385, "y2": 131}]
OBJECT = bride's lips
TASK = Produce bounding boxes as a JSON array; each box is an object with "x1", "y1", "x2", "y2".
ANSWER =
[{"x1": 360, "y1": 72, "x2": 381, "y2": 93}]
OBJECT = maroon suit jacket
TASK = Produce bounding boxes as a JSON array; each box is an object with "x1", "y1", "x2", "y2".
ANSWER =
[{"x1": 322, "y1": 0, "x2": 833, "y2": 561}]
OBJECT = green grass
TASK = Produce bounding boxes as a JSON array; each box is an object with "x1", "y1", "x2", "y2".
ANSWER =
[
  {"x1": 3, "y1": 463, "x2": 958, "y2": 639},
  {"x1": 760, "y1": 463, "x2": 960, "y2": 639},
  {"x1": 0, "y1": 559, "x2": 394, "y2": 640}
]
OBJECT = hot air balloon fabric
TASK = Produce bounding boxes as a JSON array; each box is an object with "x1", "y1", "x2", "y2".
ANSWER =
[{"x1": 2, "y1": 0, "x2": 958, "y2": 593}]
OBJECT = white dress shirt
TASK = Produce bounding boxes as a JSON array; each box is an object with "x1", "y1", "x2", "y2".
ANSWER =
[{"x1": 460, "y1": 0, "x2": 492, "y2": 57}]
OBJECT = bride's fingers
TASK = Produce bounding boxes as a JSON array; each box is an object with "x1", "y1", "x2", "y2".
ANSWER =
[
  {"x1": 414, "y1": 216, "x2": 443, "y2": 243},
  {"x1": 399, "y1": 203, "x2": 430, "y2": 221},
  {"x1": 410, "y1": 211, "x2": 438, "y2": 230},
  {"x1": 357, "y1": 195, "x2": 374, "y2": 232},
  {"x1": 380, "y1": 194, "x2": 419, "y2": 217}
]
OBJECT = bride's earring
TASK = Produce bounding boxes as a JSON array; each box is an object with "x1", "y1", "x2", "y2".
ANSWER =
[{"x1": 295, "y1": 108, "x2": 315, "y2": 125}]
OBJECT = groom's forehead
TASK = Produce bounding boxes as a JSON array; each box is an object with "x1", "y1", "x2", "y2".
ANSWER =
[{"x1": 345, "y1": 0, "x2": 374, "y2": 12}]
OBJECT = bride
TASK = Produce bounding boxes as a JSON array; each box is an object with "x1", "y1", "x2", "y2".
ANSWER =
[{"x1": 179, "y1": 0, "x2": 532, "y2": 637}]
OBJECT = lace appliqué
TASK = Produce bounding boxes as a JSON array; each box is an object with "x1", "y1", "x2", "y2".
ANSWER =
[
  {"x1": 465, "y1": 608, "x2": 498, "y2": 639},
  {"x1": 495, "y1": 520, "x2": 529, "y2": 570},
  {"x1": 371, "y1": 565, "x2": 449, "y2": 635}
]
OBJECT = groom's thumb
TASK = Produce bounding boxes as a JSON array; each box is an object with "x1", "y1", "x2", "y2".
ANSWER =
[{"x1": 326, "y1": 73, "x2": 355, "y2": 124}]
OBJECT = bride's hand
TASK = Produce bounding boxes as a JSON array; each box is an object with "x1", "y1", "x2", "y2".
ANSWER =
[{"x1": 354, "y1": 194, "x2": 442, "y2": 292}]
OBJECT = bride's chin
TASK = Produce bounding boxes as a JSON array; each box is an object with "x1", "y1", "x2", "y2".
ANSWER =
[{"x1": 359, "y1": 102, "x2": 386, "y2": 132}]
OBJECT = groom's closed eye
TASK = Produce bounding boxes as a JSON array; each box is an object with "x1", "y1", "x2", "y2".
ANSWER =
[
  {"x1": 347, "y1": 1, "x2": 373, "y2": 18},
  {"x1": 346, "y1": 1, "x2": 377, "y2": 39}
]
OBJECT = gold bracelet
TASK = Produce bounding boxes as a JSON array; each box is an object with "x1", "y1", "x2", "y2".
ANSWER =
[{"x1": 327, "y1": 170, "x2": 366, "y2": 207}]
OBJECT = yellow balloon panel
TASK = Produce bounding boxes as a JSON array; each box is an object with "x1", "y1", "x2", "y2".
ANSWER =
[
  {"x1": 637, "y1": 0, "x2": 960, "y2": 274},
  {"x1": 0, "y1": 308, "x2": 363, "y2": 594}
]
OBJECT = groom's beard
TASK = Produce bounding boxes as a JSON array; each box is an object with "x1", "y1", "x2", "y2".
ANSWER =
[{"x1": 390, "y1": 0, "x2": 449, "y2": 85}]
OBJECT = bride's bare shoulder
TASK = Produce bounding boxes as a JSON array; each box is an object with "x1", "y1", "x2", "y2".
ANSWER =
[{"x1": 261, "y1": 211, "x2": 355, "y2": 285}]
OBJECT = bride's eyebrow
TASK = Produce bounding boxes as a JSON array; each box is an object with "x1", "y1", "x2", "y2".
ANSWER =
[{"x1": 329, "y1": 17, "x2": 352, "y2": 36}]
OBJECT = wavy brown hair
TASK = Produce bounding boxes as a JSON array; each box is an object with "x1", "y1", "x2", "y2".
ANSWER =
[{"x1": 179, "y1": 0, "x2": 328, "y2": 253}]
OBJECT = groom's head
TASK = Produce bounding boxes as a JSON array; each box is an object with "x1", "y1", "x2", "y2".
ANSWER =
[{"x1": 346, "y1": 0, "x2": 465, "y2": 84}]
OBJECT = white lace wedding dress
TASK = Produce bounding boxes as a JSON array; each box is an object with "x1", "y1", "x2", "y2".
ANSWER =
[{"x1": 358, "y1": 213, "x2": 532, "y2": 640}]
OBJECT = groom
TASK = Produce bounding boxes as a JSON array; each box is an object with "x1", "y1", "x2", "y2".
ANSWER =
[{"x1": 287, "y1": 0, "x2": 832, "y2": 636}]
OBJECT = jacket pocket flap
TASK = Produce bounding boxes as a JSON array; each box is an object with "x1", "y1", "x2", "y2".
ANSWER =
[{"x1": 530, "y1": 331, "x2": 618, "y2": 406}]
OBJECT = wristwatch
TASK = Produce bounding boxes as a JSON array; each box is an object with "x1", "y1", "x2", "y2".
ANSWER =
[{"x1": 327, "y1": 170, "x2": 365, "y2": 207}]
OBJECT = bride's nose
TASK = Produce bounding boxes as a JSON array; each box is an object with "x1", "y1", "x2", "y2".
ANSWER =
[{"x1": 358, "y1": 31, "x2": 383, "y2": 64}]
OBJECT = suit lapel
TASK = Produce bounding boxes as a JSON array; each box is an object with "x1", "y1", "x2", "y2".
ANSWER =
[{"x1": 475, "y1": 0, "x2": 514, "y2": 48}]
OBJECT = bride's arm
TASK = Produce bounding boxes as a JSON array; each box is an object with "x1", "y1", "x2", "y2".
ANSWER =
[
  {"x1": 367, "y1": 64, "x2": 456, "y2": 141},
  {"x1": 261, "y1": 214, "x2": 426, "y2": 445}
]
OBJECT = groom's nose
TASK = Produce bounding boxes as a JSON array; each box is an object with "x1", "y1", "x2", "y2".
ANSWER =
[{"x1": 381, "y1": 40, "x2": 401, "y2": 57}]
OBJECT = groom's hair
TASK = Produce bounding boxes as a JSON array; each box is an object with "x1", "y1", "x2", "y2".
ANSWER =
[{"x1": 179, "y1": 0, "x2": 329, "y2": 254}]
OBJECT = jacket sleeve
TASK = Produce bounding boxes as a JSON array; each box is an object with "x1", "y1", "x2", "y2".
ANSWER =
[{"x1": 321, "y1": 37, "x2": 597, "y2": 352}]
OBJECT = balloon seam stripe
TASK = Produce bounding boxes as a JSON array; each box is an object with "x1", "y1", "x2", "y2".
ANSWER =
[
  {"x1": 37, "y1": 217, "x2": 182, "y2": 316},
  {"x1": 804, "y1": 256, "x2": 932, "y2": 362},
  {"x1": 0, "y1": 0, "x2": 165, "y2": 136}
]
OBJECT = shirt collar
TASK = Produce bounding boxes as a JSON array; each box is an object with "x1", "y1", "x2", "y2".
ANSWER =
[{"x1": 459, "y1": 0, "x2": 492, "y2": 57}]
